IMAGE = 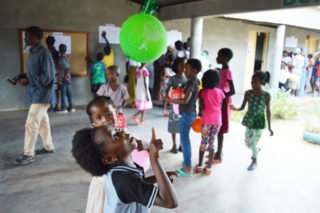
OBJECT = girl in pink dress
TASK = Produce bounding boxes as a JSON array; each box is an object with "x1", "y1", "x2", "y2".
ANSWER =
[{"x1": 131, "y1": 64, "x2": 153, "y2": 125}]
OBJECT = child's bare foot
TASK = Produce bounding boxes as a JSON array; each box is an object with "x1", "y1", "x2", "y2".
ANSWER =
[
  {"x1": 203, "y1": 167, "x2": 212, "y2": 175},
  {"x1": 140, "y1": 120, "x2": 149, "y2": 125},
  {"x1": 193, "y1": 165, "x2": 202, "y2": 174},
  {"x1": 213, "y1": 153, "x2": 222, "y2": 164},
  {"x1": 131, "y1": 116, "x2": 140, "y2": 125}
]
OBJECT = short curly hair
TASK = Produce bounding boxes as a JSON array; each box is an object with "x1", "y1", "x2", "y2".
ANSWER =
[
  {"x1": 186, "y1": 59, "x2": 202, "y2": 74},
  {"x1": 71, "y1": 128, "x2": 110, "y2": 176},
  {"x1": 26, "y1": 26, "x2": 43, "y2": 40},
  {"x1": 86, "y1": 96, "x2": 114, "y2": 122},
  {"x1": 218, "y1": 48, "x2": 233, "y2": 61}
]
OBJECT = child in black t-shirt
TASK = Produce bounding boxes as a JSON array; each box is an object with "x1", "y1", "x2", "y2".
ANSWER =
[{"x1": 72, "y1": 126, "x2": 178, "y2": 212}]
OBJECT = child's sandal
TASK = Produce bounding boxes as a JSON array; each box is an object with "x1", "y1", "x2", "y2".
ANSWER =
[
  {"x1": 194, "y1": 166, "x2": 202, "y2": 174},
  {"x1": 203, "y1": 167, "x2": 212, "y2": 175}
]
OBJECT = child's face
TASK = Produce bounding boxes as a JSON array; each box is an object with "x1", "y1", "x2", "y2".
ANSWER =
[
  {"x1": 106, "y1": 69, "x2": 119, "y2": 83},
  {"x1": 185, "y1": 64, "x2": 196, "y2": 79},
  {"x1": 94, "y1": 126, "x2": 137, "y2": 164},
  {"x1": 251, "y1": 76, "x2": 262, "y2": 90},
  {"x1": 59, "y1": 45, "x2": 67, "y2": 54},
  {"x1": 90, "y1": 102, "x2": 116, "y2": 128},
  {"x1": 216, "y1": 52, "x2": 228, "y2": 65}
]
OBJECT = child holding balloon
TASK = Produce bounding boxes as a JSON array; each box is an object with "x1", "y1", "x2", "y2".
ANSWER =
[
  {"x1": 166, "y1": 59, "x2": 201, "y2": 176},
  {"x1": 194, "y1": 70, "x2": 225, "y2": 175},
  {"x1": 229, "y1": 71, "x2": 273, "y2": 171}
]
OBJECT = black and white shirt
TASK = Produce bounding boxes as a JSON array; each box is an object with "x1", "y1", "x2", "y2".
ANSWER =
[{"x1": 104, "y1": 164, "x2": 158, "y2": 213}]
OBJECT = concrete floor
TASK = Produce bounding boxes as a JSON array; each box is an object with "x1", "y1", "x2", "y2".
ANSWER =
[{"x1": 1, "y1": 105, "x2": 320, "y2": 213}]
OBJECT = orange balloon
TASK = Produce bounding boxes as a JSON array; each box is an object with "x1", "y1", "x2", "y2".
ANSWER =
[{"x1": 192, "y1": 117, "x2": 202, "y2": 133}]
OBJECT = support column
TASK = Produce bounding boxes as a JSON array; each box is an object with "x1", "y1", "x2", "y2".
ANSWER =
[
  {"x1": 190, "y1": 17, "x2": 204, "y2": 59},
  {"x1": 271, "y1": 25, "x2": 286, "y2": 91}
]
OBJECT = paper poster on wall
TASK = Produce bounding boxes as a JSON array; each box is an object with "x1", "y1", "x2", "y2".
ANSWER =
[
  {"x1": 22, "y1": 32, "x2": 72, "y2": 54},
  {"x1": 285, "y1": 36, "x2": 298, "y2": 48},
  {"x1": 54, "y1": 34, "x2": 72, "y2": 54},
  {"x1": 167, "y1": 30, "x2": 182, "y2": 47},
  {"x1": 99, "y1": 24, "x2": 120, "y2": 44}
]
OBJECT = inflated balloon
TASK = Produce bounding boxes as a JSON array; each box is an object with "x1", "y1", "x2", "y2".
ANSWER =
[
  {"x1": 120, "y1": 13, "x2": 167, "y2": 63},
  {"x1": 192, "y1": 117, "x2": 202, "y2": 133},
  {"x1": 131, "y1": 149, "x2": 150, "y2": 172}
]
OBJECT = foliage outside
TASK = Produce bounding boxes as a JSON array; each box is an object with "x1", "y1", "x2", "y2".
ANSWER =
[
  {"x1": 303, "y1": 101, "x2": 320, "y2": 135},
  {"x1": 231, "y1": 89, "x2": 298, "y2": 123}
]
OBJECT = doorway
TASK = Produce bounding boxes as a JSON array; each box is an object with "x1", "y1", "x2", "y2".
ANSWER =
[
  {"x1": 254, "y1": 32, "x2": 269, "y2": 72},
  {"x1": 244, "y1": 30, "x2": 270, "y2": 89}
]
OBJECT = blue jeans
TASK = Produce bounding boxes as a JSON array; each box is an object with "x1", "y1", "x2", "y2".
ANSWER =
[
  {"x1": 61, "y1": 82, "x2": 73, "y2": 110},
  {"x1": 298, "y1": 70, "x2": 308, "y2": 97},
  {"x1": 179, "y1": 111, "x2": 197, "y2": 167}
]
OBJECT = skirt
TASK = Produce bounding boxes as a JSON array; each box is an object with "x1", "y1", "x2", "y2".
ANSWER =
[{"x1": 168, "y1": 111, "x2": 180, "y2": 133}]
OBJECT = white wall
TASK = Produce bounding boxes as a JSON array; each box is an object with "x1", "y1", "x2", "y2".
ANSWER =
[
  {"x1": 0, "y1": 0, "x2": 139, "y2": 111},
  {"x1": 163, "y1": 17, "x2": 320, "y2": 94}
]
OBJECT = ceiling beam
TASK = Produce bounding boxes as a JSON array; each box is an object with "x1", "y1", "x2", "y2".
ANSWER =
[{"x1": 158, "y1": 0, "x2": 320, "y2": 20}]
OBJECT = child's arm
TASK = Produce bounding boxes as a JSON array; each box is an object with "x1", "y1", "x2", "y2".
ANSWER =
[
  {"x1": 198, "y1": 98, "x2": 203, "y2": 117},
  {"x1": 266, "y1": 94, "x2": 274, "y2": 136},
  {"x1": 144, "y1": 74, "x2": 150, "y2": 101},
  {"x1": 102, "y1": 31, "x2": 111, "y2": 52},
  {"x1": 230, "y1": 91, "x2": 248, "y2": 111},
  {"x1": 225, "y1": 80, "x2": 235, "y2": 97},
  {"x1": 145, "y1": 171, "x2": 178, "y2": 184},
  {"x1": 150, "y1": 128, "x2": 178, "y2": 208}
]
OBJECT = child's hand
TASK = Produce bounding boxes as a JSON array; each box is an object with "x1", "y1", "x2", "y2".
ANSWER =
[
  {"x1": 18, "y1": 78, "x2": 29, "y2": 86},
  {"x1": 149, "y1": 128, "x2": 163, "y2": 159},
  {"x1": 101, "y1": 31, "x2": 107, "y2": 39},
  {"x1": 229, "y1": 104, "x2": 237, "y2": 111},
  {"x1": 166, "y1": 171, "x2": 178, "y2": 183},
  {"x1": 136, "y1": 139, "x2": 144, "y2": 151},
  {"x1": 269, "y1": 128, "x2": 274, "y2": 136}
]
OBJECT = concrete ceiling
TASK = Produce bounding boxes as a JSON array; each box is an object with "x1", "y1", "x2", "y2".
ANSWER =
[
  {"x1": 147, "y1": 0, "x2": 320, "y2": 21},
  {"x1": 225, "y1": 6, "x2": 320, "y2": 30},
  {"x1": 131, "y1": 0, "x2": 204, "y2": 7}
]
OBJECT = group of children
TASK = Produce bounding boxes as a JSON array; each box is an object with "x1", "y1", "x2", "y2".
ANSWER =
[{"x1": 71, "y1": 47, "x2": 274, "y2": 212}]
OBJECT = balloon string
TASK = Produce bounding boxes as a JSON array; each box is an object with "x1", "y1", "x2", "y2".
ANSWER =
[{"x1": 140, "y1": 0, "x2": 159, "y2": 15}]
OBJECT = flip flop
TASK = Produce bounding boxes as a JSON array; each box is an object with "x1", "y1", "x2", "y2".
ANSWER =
[{"x1": 176, "y1": 168, "x2": 192, "y2": 177}]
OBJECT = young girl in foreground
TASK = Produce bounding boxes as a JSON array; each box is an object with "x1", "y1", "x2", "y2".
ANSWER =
[
  {"x1": 230, "y1": 71, "x2": 273, "y2": 171},
  {"x1": 194, "y1": 70, "x2": 225, "y2": 175}
]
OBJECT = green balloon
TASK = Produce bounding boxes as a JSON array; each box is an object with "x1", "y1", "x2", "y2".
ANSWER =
[{"x1": 120, "y1": 13, "x2": 167, "y2": 63}]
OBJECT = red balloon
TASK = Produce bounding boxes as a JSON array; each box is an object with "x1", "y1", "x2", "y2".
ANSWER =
[{"x1": 192, "y1": 117, "x2": 202, "y2": 133}]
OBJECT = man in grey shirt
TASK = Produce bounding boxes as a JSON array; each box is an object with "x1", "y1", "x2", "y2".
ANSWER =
[{"x1": 15, "y1": 26, "x2": 56, "y2": 165}]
